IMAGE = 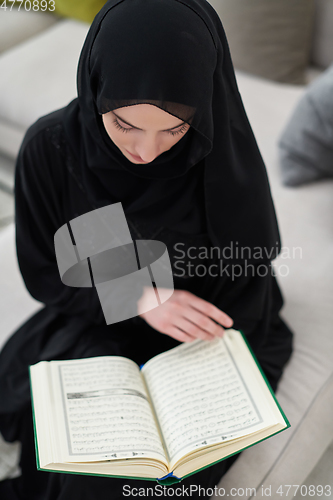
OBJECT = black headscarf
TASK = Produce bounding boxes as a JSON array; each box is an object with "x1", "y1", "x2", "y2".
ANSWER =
[{"x1": 63, "y1": 0, "x2": 281, "y2": 262}]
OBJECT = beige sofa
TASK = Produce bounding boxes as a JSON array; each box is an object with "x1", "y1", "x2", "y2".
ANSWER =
[{"x1": 0, "y1": 2, "x2": 333, "y2": 498}]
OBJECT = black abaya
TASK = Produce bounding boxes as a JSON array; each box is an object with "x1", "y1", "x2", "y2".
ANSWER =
[{"x1": 0, "y1": 115, "x2": 292, "y2": 499}]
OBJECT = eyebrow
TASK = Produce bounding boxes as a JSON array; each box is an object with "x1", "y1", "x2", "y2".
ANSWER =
[{"x1": 113, "y1": 111, "x2": 187, "y2": 131}]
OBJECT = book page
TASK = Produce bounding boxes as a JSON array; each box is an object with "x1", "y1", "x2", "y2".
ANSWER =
[
  {"x1": 52, "y1": 356, "x2": 167, "y2": 463},
  {"x1": 142, "y1": 336, "x2": 265, "y2": 465}
]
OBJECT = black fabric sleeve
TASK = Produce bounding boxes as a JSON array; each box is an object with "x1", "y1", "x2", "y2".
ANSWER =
[{"x1": 14, "y1": 125, "x2": 104, "y2": 324}]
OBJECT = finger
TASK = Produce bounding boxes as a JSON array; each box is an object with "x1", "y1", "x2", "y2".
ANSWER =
[
  {"x1": 175, "y1": 317, "x2": 217, "y2": 341},
  {"x1": 181, "y1": 308, "x2": 225, "y2": 338},
  {"x1": 181, "y1": 292, "x2": 233, "y2": 328},
  {"x1": 164, "y1": 326, "x2": 197, "y2": 343}
]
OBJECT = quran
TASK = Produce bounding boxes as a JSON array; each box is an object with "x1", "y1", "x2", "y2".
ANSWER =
[{"x1": 29, "y1": 329, "x2": 290, "y2": 484}]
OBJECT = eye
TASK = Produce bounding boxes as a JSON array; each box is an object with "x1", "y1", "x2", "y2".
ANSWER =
[
  {"x1": 112, "y1": 118, "x2": 189, "y2": 136},
  {"x1": 168, "y1": 124, "x2": 189, "y2": 136},
  {"x1": 113, "y1": 118, "x2": 132, "y2": 133}
]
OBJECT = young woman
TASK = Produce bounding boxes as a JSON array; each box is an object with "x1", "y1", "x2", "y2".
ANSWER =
[{"x1": 0, "y1": 0, "x2": 293, "y2": 498}]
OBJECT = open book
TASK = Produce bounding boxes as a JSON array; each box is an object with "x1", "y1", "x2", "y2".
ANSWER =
[{"x1": 29, "y1": 329, "x2": 290, "y2": 484}]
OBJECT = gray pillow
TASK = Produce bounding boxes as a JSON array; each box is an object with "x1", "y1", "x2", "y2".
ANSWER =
[
  {"x1": 278, "y1": 64, "x2": 333, "y2": 186},
  {"x1": 208, "y1": 0, "x2": 314, "y2": 84}
]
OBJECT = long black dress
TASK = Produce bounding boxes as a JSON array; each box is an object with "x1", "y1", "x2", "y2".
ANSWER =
[{"x1": 0, "y1": 110, "x2": 293, "y2": 499}]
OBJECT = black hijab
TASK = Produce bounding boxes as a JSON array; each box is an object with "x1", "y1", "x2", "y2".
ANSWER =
[{"x1": 63, "y1": 0, "x2": 281, "y2": 262}]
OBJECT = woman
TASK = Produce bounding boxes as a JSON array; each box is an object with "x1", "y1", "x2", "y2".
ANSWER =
[{"x1": 0, "y1": 0, "x2": 293, "y2": 498}]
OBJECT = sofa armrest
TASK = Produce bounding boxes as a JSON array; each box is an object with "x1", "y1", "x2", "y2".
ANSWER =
[{"x1": 211, "y1": 71, "x2": 333, "y2": 499}]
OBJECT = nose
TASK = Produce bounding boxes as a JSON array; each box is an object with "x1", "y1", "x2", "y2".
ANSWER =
[{"x1": 135, "y1": 134, "x2": 160, "y2": 162}]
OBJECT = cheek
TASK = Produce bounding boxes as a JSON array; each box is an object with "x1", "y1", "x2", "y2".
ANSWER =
[
  {"x1": 108, "y1": 128, "x2": 132, "y2": 148},
  {"x1": 153, "y1": 134, "x2": 184, "y2": 154},
  {"x1": 102, "y1": 116, "x2": 128, "y2": 145}
]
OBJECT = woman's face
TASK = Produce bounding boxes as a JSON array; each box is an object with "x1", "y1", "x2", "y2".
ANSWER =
[{"x1": 102, "y1": 104, "x2": 190, "y2": 164}]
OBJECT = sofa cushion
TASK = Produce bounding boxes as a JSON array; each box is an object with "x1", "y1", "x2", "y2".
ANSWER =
[
  {"x1": 208, "y1": 0, "x2": 314, "y2": 84},
  {"x1": 0, "y1": 9, "x2": 58, "y2": 54},
  {"x1": 278, "y1": 64, "x2": 333, "y2": 186},
  {"x1": 0, "y1": 19, "x2": 89, "y2": 131}
]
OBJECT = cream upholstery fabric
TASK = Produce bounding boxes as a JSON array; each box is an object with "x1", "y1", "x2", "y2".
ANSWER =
[
  {"x1": 208, "y1": 0, "x2": 314, "y2": 84},
  {"x1": 0, "y1": 9, "x2": 58, "y2": 54},
  {"x1": 0, "y1": 20, "x2": 88, "y2": 138}
]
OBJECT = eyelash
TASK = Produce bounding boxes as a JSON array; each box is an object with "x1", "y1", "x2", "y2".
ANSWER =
[
  {"x1": 113, "y1": 119, "x2": 131, "y2": 133},
  {"x1": 169, "y1": 124, "x2": 188, "y2": 136},
  {"x1": 113, "y1": 119, "x2": 188, "y2": 136}
]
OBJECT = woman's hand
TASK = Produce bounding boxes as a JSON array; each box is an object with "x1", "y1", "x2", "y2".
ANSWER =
[{"x1": 137, "y1": 288, "x2": 233, "y2": 343}]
